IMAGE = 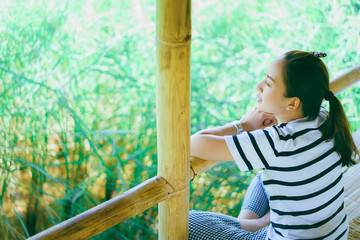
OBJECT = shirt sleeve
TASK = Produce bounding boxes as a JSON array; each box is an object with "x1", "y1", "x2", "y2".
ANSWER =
[{"x1": 224, "y1": 127, "x2": 278, "y2": 172}]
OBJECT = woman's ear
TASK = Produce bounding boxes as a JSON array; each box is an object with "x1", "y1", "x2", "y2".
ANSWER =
[{"x1": 287, "y1": 97, "x2": 301, "y2": 111}]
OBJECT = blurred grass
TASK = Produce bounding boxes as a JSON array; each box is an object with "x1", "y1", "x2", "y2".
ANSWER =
[{"x1": 0, "y1": 0, "x2": 359, "y2": 239}]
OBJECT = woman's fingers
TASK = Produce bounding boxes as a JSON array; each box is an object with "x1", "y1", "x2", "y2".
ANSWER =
[
  {"x1": 262, "y1": 119, "x2": 274, "y2": 126},
  {"x1": 240, "y1": 107, "x2": 277, "y2": 131},
  {"x1": 261, "y1": 113, "x2": 276, "y2": 127}
]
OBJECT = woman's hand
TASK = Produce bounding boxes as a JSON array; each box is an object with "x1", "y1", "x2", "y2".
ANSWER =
[
  {"x1": 190, "y1": 107, "x2": 276, "y2": 162},
  {"x1": 240, "y1": 107, "x2": 276, "y2": 132}
]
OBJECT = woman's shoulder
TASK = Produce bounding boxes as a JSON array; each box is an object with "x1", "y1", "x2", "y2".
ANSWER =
[
  {"x1": 276, "y1": 107, "x2": 328, "y2": 132},
  {"x1": 264, "y1": 109, "x2": 327, "y2": 142},
  {"x1": 247, "y1": 107, "x2": 328, "y2": 143}
]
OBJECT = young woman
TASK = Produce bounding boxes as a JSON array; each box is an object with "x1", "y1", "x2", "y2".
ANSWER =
[{"x1": 189, "y1": 51, "x2": 358, "y2": 240}]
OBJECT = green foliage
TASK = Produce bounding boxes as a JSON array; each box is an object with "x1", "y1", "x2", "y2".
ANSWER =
[{"x1": 0, "y1": 0, "x2": 359, "y2": 239}]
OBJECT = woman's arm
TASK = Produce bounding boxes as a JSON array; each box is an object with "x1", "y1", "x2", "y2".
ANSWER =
[
  {"x1": 190, "y1": 107, "x2": 276, "y2": 162},
  {"x1": 190, "y1": 124, "x2": 237, "y2": 162},
  {"x1": 238, "y1": 210, "x2": 270, "y2": 232}
]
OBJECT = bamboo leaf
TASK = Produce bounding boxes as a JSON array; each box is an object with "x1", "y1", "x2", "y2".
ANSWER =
[{"x1": 14, "y1": 208, "x2": 30, "y2": 238}]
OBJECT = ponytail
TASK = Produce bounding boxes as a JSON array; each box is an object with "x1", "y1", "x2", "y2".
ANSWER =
[
  {"x1": 321, "y1": 92, "x2": 358, "y2": 166},
  {"x1": 282, "y1": 51, "x2": 358, "y2": 167}
]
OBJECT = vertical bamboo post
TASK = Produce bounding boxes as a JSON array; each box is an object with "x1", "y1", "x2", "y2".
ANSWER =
[{"x1": 156, "y1": 0, "x2": 191, "y2": 239}]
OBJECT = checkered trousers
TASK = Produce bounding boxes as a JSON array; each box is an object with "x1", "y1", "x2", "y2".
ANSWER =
[
  {"x1": 189, "y1": 172, "x2": 269, "y2": 239},
  {"x1": 189, "y1": 210, "x2": 268, "y2": 239}
]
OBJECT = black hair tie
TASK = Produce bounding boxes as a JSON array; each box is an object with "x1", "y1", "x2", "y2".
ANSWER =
[
  {"x1": 310, "y1": 51, "x2": 327, "y2": 58},
  {"x1": 324, "y1": 91, "x2": 335, "y2": 101}
]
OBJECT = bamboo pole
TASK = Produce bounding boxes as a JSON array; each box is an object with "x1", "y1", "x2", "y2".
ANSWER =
[
  {"x1": 27, "y1": 176, "x2": 173, "y2": 240},
  {"x1": 190, "y1": 64, "x2": 360, "y2": 179},
  {"x1": 330, "y1": 65, "x2": 360, "y2": 94},
  {"x1": 156, "y1": 0, "x2": 191, "y2": 239},
  {"x1": 190, "y1": 157, "x2": 221, "y2": 180}
]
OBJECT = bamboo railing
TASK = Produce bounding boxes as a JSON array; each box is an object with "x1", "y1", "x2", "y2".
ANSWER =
[
  {"x1": 29, "y1": 0, "x2": 191, "y2": 239},
  {"x1": 28, "y1": 177, "x2": 173, "y2": 240}
]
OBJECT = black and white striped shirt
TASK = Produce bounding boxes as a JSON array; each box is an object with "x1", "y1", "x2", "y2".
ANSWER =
[{"x1": 225, "y1": 108, "x2": 348, "y2": 239}]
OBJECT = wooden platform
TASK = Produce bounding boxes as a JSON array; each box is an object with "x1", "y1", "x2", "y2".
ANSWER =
[{"x1": 346, "y1": 129, "x2": 360, "y2": 239}]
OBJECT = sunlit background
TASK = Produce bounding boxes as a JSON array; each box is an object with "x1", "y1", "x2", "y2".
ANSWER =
[{"x1": 0, "y1": 0, "x2": 359, "y2": 239}]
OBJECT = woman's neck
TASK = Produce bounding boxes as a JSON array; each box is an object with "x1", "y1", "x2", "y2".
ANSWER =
[{"x1": 276, "y1": 110, "x2": 304, "y2": 124}]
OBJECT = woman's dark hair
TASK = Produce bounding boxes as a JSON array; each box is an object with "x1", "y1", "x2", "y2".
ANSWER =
[{"x1": 282, "y1": 50, "x2": 358, "y2": 166}]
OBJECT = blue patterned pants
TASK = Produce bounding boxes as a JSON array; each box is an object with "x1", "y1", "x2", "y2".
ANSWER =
[{"x1": 189, "y1": 172, "x2": 269, "y2": 240}]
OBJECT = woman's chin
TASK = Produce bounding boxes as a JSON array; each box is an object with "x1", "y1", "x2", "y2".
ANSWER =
[
  {"x1": 256, "y1": 104, "x2": 264, "y2": 112},
  {"x1": 257, "y1": 105, "x2": 272, "y2": 115}
]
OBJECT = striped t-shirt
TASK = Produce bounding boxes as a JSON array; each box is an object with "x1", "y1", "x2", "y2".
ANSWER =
[{"x1": 224, "y1": 108, "x2": 348, "y2": 239}]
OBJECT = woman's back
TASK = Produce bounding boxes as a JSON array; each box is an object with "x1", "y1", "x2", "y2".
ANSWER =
[{"x1": 225, "y1": 108, "x2": 348, "y2": 239}]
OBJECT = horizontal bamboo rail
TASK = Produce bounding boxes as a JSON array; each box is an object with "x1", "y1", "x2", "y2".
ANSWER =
[
  {"x1": 28, "y1": 176, "x2": 173, "y2": 240},
  {"x1": 189, "y1": 64, "x2": 360, "y2": 179},
  {"x1": 329, "y1": 65, "x2": 360, "y2": 94}
]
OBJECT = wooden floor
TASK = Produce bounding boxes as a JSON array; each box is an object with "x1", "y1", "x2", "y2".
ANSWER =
[
  {"x1": 347, "y1": 129, "x2": 360, "y2": 239},
  {"x1": 349, "y1": 216, "x2": 360, "y2": 240}
]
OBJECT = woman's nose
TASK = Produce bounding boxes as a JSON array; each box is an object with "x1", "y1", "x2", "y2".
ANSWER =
[{"x1": 256, "y1": 80, "x2": 263, "y2": 92}]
